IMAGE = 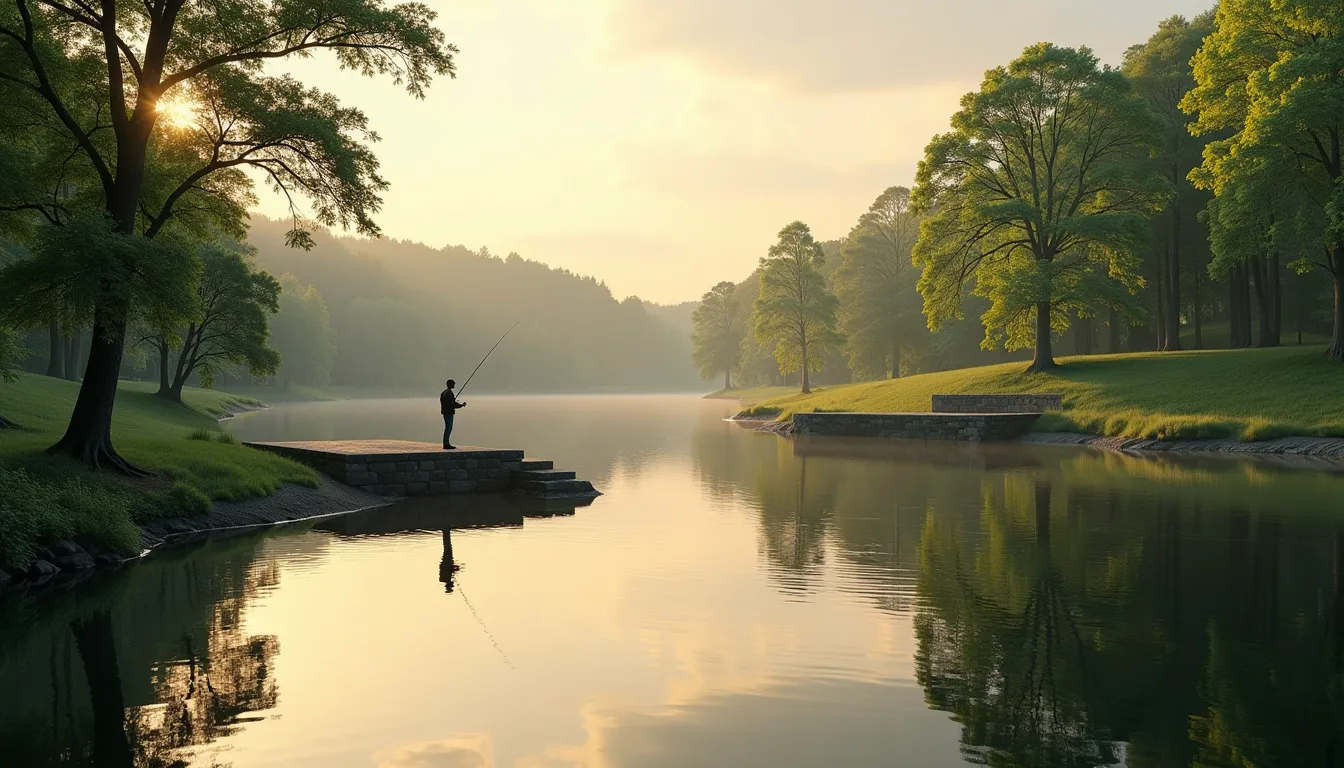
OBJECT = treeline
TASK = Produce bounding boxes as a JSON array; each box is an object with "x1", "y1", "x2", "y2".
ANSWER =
[
  {"x1": 241, "y1": 217, "x2": 698, "y2": 393},
  {"x1": 6, "y1": 215, "x2": 700, "y2": 394},
  {"x1": 694, "y1": 7, "x2": 1341, "y2": 391}
]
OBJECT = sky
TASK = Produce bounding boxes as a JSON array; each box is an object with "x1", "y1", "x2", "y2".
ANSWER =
[{"x1": 258, "y1": 0, "x2": 1216, "y2": 305}]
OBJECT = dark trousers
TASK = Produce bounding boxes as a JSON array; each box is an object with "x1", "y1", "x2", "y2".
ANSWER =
[{"x1": 443, "y1": 413, "x2": 454, "y2": 448}]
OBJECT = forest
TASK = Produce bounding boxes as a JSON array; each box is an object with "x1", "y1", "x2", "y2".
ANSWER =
[{"x1": 695, "y1": 7, "x2": 1341, "y2": 392}]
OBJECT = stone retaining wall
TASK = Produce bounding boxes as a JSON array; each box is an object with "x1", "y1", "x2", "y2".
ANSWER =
[
  {"x1": 792, "y1": 412, "x2": 1041, "y2": 442},
  {"x1": 932, "y1": 393, "x2": 1063, "y2": 414},
  {"x1": 251, "y1": 443, "x2": 525, "y2": 496}
]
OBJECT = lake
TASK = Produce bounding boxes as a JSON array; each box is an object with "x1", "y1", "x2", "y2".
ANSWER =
[{"x1": 3, "y1": 394, "x2": 1343, "y2": 767}]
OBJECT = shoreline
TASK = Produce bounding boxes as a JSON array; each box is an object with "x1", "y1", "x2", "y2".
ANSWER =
[
  {"x1": 3, "y1": 479, "x2": 389, "y2": 593},
  {"x1": 731, "y1": 414, "x2": 1344, "y2": 465}
]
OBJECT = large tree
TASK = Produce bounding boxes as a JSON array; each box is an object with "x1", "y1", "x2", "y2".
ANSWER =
[
  {"x1": 752, "y1": 221, "x2": 841, "y2": 394},
  {"x1": 0, "y1": 0, "x2": 455, "y2": 471},
  {"x1": 1123, "y1": 13, "x2": 1217, "y2": 352},
  {"x1": 691, "y1": 280, "x2": 743, "y2": 390},
  {"x1": 912, "y1": 43, "x2": 1167, "y2": 372},
  {"x1": 833, "y1": 185, "x2": 922, "y2": 379},
  {"x1": 1182, "y1": 0, "x2": 1344, "y2": 360},
  {"x1": 143, "y1": 243, "x2": 281, "y2": 402}
]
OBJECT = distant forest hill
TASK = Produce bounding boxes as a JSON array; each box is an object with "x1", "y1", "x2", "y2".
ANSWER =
[{"x1": 246, "y1": 217, "x2": 700, "y2": 393}]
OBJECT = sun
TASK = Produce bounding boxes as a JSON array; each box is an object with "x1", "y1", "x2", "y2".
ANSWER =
[{"x1": 155, "y1": 96, "x2": 197, "y2": 130}]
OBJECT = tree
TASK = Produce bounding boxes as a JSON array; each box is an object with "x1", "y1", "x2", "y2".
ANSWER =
[
  {"x1": 1182, "y1": 0, "x2": 1344, "y2": 360},
  {"x1": 833, "y1": 186, "x2": 923, "y2": 379},
  {"x1": 141, "y1": 243, "x2": 280, "y2": 402},
  {"x1": 268, "y1": 276, "x2": 335, "y2": 388},
  {"x1": 912, "y1": 43, "x2": 1167, "y2": 372},
  {"x1": 691, "y1": 280, "x2": 743, "y2": 390},
  {"x1": 752, "y1": 221, "x2": 841, "y2": 394},
  {"x1": 0, "y1": 0, "x2": 456, "y2": 471},
  {"x1": 1123, "y1": 13, "x2": 1218, "y2": 352}
]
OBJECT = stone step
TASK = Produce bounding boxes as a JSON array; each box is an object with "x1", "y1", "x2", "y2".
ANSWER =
[
  {"x1": 518, "y1": 459, "x2": 554, "y2": 471},
  {"x1": 511, "y1": 469, "x2": 576, "y2": 483},
  {"x1": 513, "y1": 478, "x2": 595, "y2": 496}
]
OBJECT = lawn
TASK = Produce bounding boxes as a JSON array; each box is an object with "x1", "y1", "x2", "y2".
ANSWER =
[
  {"x1": 0, "y1": 375, "x2": 315, "y2": 570},
  {"x1": 704, "y1": 385, "x2": 802, "y2": 405},
  {"x1": 745, "y1": 345, "x2": 1344, "y2": 442}
]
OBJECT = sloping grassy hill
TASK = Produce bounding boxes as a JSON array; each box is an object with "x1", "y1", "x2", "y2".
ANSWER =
[
  {"x1": 0, "y1": 375, "x2": 314, "y2": 569},
  {"x1": 746, "y1": 346, "x2": 1344, "y2": 442}
]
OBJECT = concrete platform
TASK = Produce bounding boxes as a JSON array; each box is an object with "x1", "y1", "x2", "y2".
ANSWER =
[{"x1": 244, "y1": 439, "x2": 598, "y2": 499}]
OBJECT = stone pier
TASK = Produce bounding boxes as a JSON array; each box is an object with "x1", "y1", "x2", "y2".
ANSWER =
[{"x1": 245, "y1": 439, "x2": 600, "y2": 500}]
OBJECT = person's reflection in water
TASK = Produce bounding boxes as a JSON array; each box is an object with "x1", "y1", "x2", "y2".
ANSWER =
[{"x1": 439, "y1": 527, "x2": 459, "y2": 593}]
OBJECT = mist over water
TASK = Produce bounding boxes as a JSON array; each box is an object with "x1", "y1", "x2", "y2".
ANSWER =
[{"x1": 3, "y1": 395, "x2": 1343, "y2": 766}]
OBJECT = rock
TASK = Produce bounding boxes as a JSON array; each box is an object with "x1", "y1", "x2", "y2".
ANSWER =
[
  {"x1": 48, "y1": 539, "x2": 81, "y2": 557},
  {"x1": 27, "y1": 559, "x2": 61, "y2": 578},
  {"x1": 55, "y1": 552, "x2": 95, "y2": 570},
  {"x1": 95, "y1": 553, "x2": 127, "y2": 567}
]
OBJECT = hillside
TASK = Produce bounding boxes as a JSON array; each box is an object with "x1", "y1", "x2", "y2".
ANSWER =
[
  {"x1": 745, "y1": 346, "x2": 1344, "y2": 442},
  {"x1": 245, "y1": 217, "x2": 700, "y2": 393}
]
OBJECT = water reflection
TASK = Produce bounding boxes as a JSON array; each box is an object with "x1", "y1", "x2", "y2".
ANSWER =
[{"x1": 7, "y1": 396, "x2": 1344, "y2": 766}]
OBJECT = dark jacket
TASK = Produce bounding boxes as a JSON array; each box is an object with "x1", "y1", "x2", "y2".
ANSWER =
[{"x1": 440, "y1": 389, "x2": 465, "y2": 416}]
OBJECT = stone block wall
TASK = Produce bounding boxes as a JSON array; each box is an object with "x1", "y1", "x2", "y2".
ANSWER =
[
  {"x1": 792, "y1": 412, "x2": 1040, "y2": 442},
  {"x1": 931, "y1": 393, "x2": 1063, "y2": 414},
  {"x1": 336, "y1": 449, "x2": 525, "y2": 496}
]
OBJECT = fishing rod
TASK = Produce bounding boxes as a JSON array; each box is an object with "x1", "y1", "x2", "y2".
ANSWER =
[{"x1": 456, "y1": 321, "x2": 519, "y2": 398}]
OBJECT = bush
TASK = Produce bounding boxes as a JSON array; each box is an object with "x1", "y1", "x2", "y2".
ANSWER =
[{"x1": 0, "y1": 467, "x2": 141, "y2": 570}]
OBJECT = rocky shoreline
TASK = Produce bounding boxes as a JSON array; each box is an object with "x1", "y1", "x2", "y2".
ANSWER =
[{"x1": 732, "y1": 414, "x2": 1344, "y2": 466}]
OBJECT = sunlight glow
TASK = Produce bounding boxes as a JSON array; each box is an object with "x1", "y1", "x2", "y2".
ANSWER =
[{"x1": 155, "y1": 96, "x2": 196, "y2": 129}]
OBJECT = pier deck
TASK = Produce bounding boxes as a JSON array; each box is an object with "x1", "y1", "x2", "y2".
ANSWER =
[{"x1": 245, "y1": 439, "x2": 599, "y2": 500}]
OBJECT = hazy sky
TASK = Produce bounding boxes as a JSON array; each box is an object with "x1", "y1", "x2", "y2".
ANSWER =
[{"x1": 258, "y1": 0, "x2": 1215, "y2": 305}]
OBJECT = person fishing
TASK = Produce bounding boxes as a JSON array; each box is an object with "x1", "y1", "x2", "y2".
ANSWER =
[
  {"x1": 441, "y1": 322, "x2": 519, "y2": 450},
  {"x1": 440, "y1": 379, "x2": 466, "y2": 449}
]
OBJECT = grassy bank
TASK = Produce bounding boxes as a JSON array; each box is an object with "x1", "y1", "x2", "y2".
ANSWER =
[
  {"x1": 704, "y1": 385, "x2": 801, "y2": 405},
  {"x1": 0, "y1": 375, "x2": 316, "y2": 570},
  {"x1": 744, "y1": 346, "x2": 1344, "y2": 442}
]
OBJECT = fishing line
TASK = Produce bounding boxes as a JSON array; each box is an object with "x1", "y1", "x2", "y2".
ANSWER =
[
  {"x1": 456, "y1": 577, "x2": 516, "y2": 670},
  {"x1": 456, "y1": 321, "x2": 520, "y2": 398}
]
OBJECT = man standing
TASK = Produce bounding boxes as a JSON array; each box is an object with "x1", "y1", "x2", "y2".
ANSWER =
[{"x1": 440, "y1": 379, "x2": 467, "y2": 449}]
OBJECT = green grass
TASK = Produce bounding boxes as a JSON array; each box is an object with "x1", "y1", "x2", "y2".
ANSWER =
[
  {"x1": 0, "y1": 374, "x2": 316, "y2": 570},
  {"x1": 745, "y1": 345, "x2": 1344, "y2": 442},
  {"x1": 704, "y1": 385, "x2": 803, "y2": 406}
]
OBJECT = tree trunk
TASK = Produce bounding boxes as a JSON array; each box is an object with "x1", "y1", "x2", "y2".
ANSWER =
[
  {"x1": 1251, "y1": 252, "x2": 1277, "y2": 348},
  {"x1": 1270, "y1": 250, "x2": 1282, "y2": 344},
  {"x1": 1163, "y1": 202, "x2": 1183, "y2": 351},
  {"x1": 49, "y1": 306, "x2": 144, "y2": 474},
  {"x1": 46, "y1": 321, "x2": 64, "y2": 379},
  {"x1": 1230, "y1": 264, "x2": 1252, "y2": 349},
  {"x1": 156, "y1": 341, "x2": 171, "y2": 396},
  {"x1": 1155, "y1": 263, "x2": 1168, "y2": 351},
  {"x1": 890, "y1": 335, "x2": 901, "y2": 379},
  {"x1": 63, "y1": 330, "x2": 83, "y2": 381},
  {"x1": 723, "y1": 368, "x2": 731, "y2": 391},
  {"x1": 1075, "y1": 313, "x2": 1094, "y2": 356},
  {"x1": 1027, "y1": 302, "x2": 1056, "y2": 372},
  {"x1": 1107, "y1": 308, "x2": 1121, "y2": 354},
  {"x1": 1193, "y1": 268, "x2": 1204, "y2": 350},
  {"x1": 1328, "y1": 251, "x2": 1344, "y2": 361},
  {"x1": 799, "y1": 329, "x2": 811, "y2": 394},
  {"x1": 71, "y1": 610, "x2": 133, "y2": 768}
]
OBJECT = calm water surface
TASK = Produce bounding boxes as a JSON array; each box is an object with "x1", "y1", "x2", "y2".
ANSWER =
[{"x1": 4, "y1": 394, "x2": 1344, "y2": 767}]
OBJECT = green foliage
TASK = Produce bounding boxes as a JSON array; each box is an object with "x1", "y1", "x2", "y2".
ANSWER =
[
  {"x1": 0, "y1": 213, "x2": 201, "y2": 340},
  {"x1": 692, "y1": 281, "x2": 744, "y2": 386},
  {"x1": 1183, "y1": 0, "x2": 1344, "y2": 355},
  {"x1": 833, "y1": 186, "x2": 925, "y2": 379},
  {"x1": 913, "y1": 43, "x2": 1167, "y2": 368},
  {"x1": 752, "y1": 221, "x2": 842, "y2": 392},
  {"x1": 745, "y1": 346, "x2": 1344, "y2": 441},
  {"x1": 269, "y1": 274, "x2": 337, "y2": 387},
  {"x1": 0, "y1": 466, "x2": 141, "y2": 569},
  {"x1": 0, "y1": 327, "x2": 23, "y2": 384},
  {"x1": 148, "y1": 242, "x2": 282, "y2": 395}
]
